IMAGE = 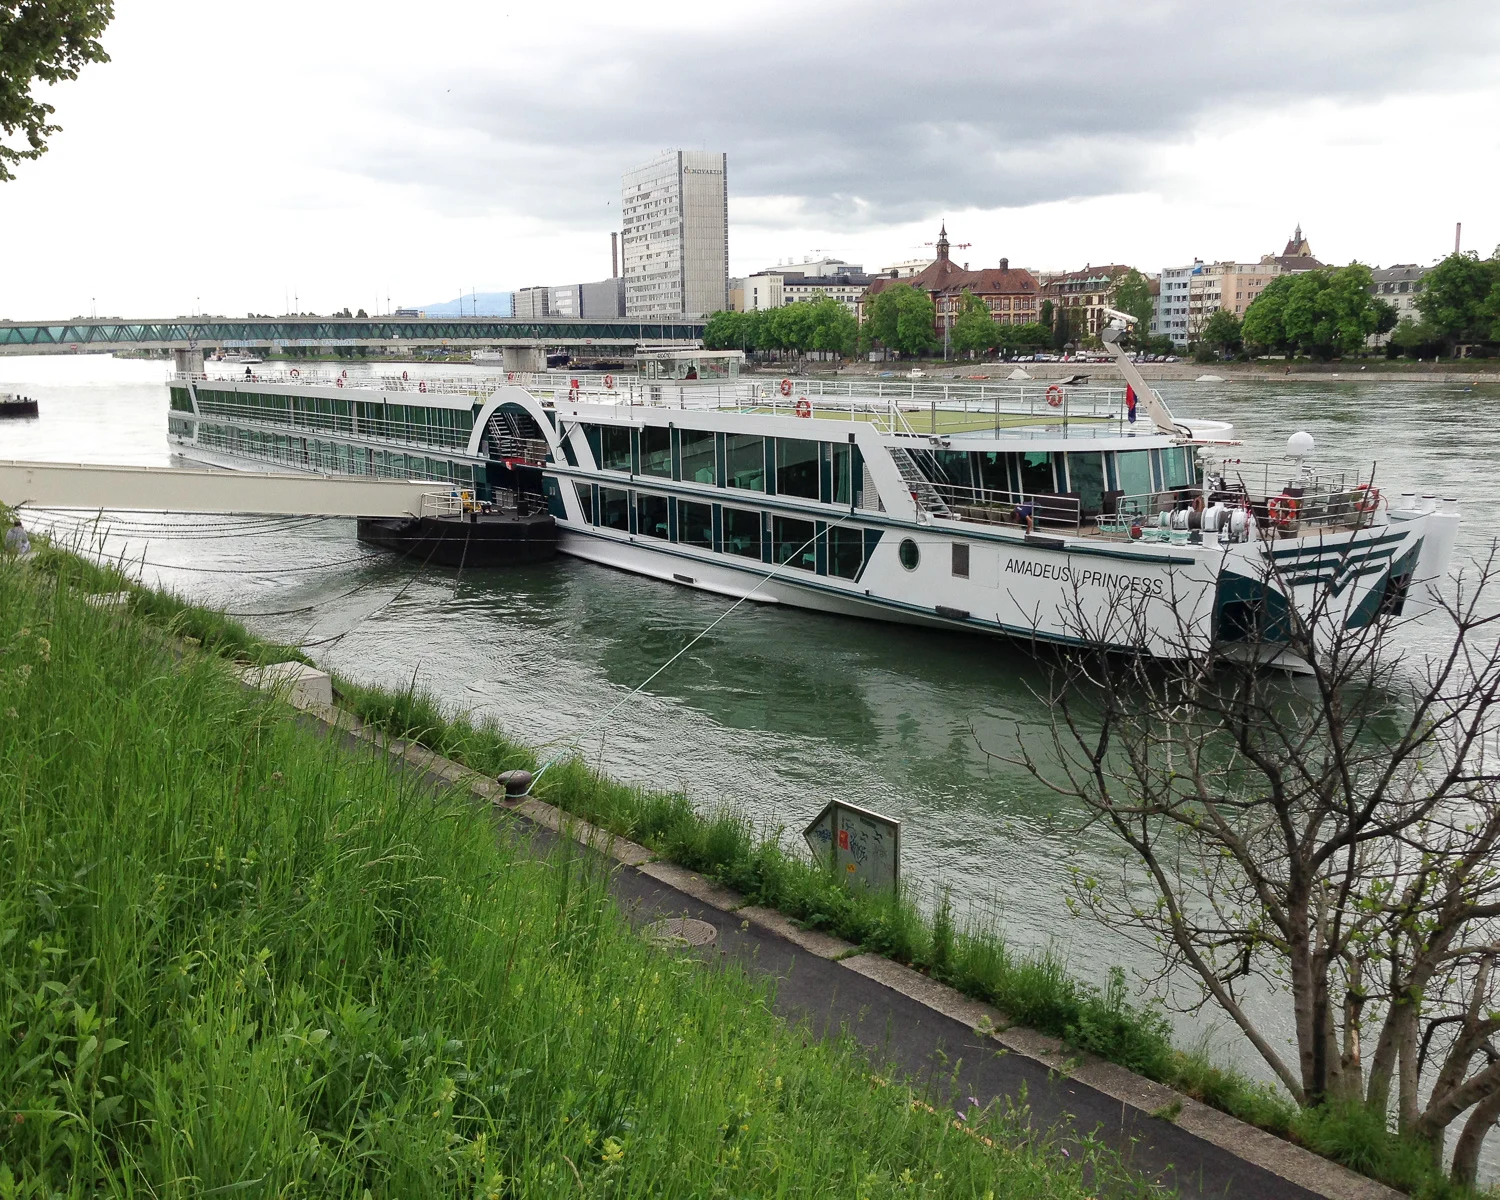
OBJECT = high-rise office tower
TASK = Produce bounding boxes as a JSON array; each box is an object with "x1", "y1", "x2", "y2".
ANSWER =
[{"x1": 622, "y1": 150, "x2": 728, "y2": 319}]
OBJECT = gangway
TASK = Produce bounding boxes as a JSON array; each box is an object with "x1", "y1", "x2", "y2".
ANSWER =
[{"x1": 0, "y1": 460, "x2": 433, "y2": 517}]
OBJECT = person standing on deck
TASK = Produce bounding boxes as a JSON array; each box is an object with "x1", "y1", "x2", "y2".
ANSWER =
[{"x1": 4, "y1": 517, "x2": 31, "y2": 557}]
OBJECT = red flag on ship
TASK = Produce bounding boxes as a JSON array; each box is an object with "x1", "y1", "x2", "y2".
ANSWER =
[{"x1": 1125, "y1": 384, "x2": 1138, "y2": 423}]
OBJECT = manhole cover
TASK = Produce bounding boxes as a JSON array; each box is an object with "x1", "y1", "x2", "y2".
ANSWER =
[{"x1": 644, "y1": 917, "x2": 717, "y2": 948}]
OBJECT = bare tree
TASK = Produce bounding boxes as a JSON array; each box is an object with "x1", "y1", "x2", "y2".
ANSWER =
[{"x1": 998, "y1": 544, "x2": 1500, "y2": 1183}]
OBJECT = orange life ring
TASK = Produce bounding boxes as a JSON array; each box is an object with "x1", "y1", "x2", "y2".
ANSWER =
[
  {"x1": 795, "y1": 397, "x2": 812, "y2": 418},
  {"x1": 402, "y1": 370, "x2": 408, "y2": 381},
  {"x1": 289, "y1": 368, "x2": 299, "y2": 377},
  {"x1": 1191, "y1": 495, "x2": 1205, "y2": 513},
  {"x1": 780, "y1": 378, "x2": 793, "y2": 397},
  {"x1": 418, "y1": 381, "x2": 427, "y2": 393},
  {"x1": 1268, "y1": 493, "x2": 1298, "y2": 527},
  {"x1": 604, "y1": 374, "x2": 615, "y2": 389},
  {"x1": 336, "y1": 377, "x2": 344, "y2": 388},
  {"x1": 569, "y1": 378, "x2": 580, "y2": 391},
  {"x1": 1046, "y1": 384, "x2": 1063, "y2": 408},
  {"x1": 1353, "y1": 484, "x2": 1381, "y2": 514}
]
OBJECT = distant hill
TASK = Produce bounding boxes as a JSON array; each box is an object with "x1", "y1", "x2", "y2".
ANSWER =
[{"x1": 418, "y1": 292, "x2": 514, "y2": 317}]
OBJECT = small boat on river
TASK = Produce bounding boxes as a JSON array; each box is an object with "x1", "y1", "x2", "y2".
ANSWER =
[
  {"x1": 161, "y1": 331, "x2": 1459, "y2": 663},
  {"x1": 0, "y1": 393, "x2": 39, "y2": 418}
]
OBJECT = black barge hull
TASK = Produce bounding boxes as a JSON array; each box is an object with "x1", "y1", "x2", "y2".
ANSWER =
[
  {"x1": 0, "y1": 398, "x2": 39, "y2": 418},
  {"x1": 356, "y1": 512, "x2": 556, "y2": 567}
]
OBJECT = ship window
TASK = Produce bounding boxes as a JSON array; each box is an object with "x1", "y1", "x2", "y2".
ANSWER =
[
  {"x1": 637, "y1": 492, "x2": 669, "y2": 539},
  {"x1": 600, "y1": 425, "x2": 632, "y2": 472},
  {"x1": 899, "y1": 538, "x2": 920, "y2": 571},
  {"x1": 1019, "y1": 451, "x2": 1054, "y2": 495},
  {"x1": 680, "y1": 429, "x2": 715, "y2": 484},
  {"x1": 1163, "y1": 446, "x2": 1192, "y2": 488},
  {"x1": 775, "y1": 438, "x2": 820, "y2": 499},
  {"x1": 1115, "y1": 450, "x2": 1152, "y2": 500},
  {"x1": 721, "y1": 506, "x2": 761, "y2": 559},
  {"x1": 974, "y1": 452, "x2": 1014, "y2": 500},
  {"x1": 725, "y1": 434, "x2": 765, "y2": 491},
  {"x1": 599, "y1": 486, "x2": 630, "y2": 531},
  {"x1": 952, "y1": 543, "x2": 970, "y2": 578},
  {"x1": 831, "y1": 443, "x2": 852, "y2": 504},
  {"x1": 677, "y1": 500, "x2": 713, "y2": 548},
  {"x1": 574, "y1": 482, "x2": 594, "y2": 524},
  {"x1": 1067, "y1": 452, "x2": 1106, "y2": 514},
  {"x1": 774, "y1": 516, "x2": 817, "y2": 570},
  {"x1": 828, "y1": 526, "x2": 863, "y2": 579},
  {"x1": 640, "y1": 425, "x2": 672, "y2": 478}
]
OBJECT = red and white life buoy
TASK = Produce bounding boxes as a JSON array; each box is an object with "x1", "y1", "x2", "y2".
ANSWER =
[
  {"x1": 336, "y1": 377, "x2": 344, "y2": 388},
  {"x1": 1268, "y1": 493, "x2": 1298, "y2": 528},
  {"x1": 289, "y1": 367, "x2": 299, "y2": 377},
  {"x1": 795, "y1": 397, "x2": 812, "y2": 418},
  {"x1": 418, "y1": 380, "x2": 427, "y2": 393},
  {"x1": 506, "y1": 372, "x2": 515, "y2": 382},
  {"x1": 569, "y1": 378, "x2": 580, "y2": 391},
  {"x1": 780, "y1": 378, "x2": 793, "y2": 397},
  {"x1": 1046, "y1": 384, "x2": 1064, "y2": 408},
  {"x1": 1353, "y1": 483, "x2": 1382, "y2": 514},
  {"x1": 402, "y1": 370, "x2": 408, "y2": 381},
  {"x1": 603, "y1": 373, "x2": 615, "y2": 389}
]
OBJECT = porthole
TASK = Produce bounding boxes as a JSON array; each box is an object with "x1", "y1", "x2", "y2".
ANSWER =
[{"x1": 899, "y1": 538, "x2": 920, "y2": 571}]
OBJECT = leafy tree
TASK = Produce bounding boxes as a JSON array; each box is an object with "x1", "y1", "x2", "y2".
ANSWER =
[
  {"x1": 862, "y1": 283, "x2": 937, "y2": 358},
  {"x1": 1051, "y1": 305, "x2": 1072, "y2": 351},
  {"x1": 702, "y1": 310, "x2": 743, "y2": 351},
  {"x1": 1112, "y1": 269, "x2": 1155, "y2": 341},
  {"x1": 1241, "y1": 275, "x2": 1293, "y2": 354},
  {"x1": 1039, "y1": 299, "x2": 1054, "y2": 329},
  {"x1": 949, "y1": 290, "x2": 997, "y2": 357},
  {"x1": 1242, "y1": 266, "x2": 1382, "y2": 359},
  {"x1": 806, "y1": 296, "x2": 857, "y2": 358},
  {"x1": 1, "y1": 1, "x2": 114, "y2": 181},
  {"x1": 1199, "y1": 309, "x2": 1242, "y2": 356},
  {"x1": 1417, "y1": 253, "x2": 1500, "y2": 351},
  {"x1": 1370, "y1": 298, "x2": 1398, "y2": 339},
  {"x1": 994, "y1": 321, "x2": 1052, "y2": 356}
]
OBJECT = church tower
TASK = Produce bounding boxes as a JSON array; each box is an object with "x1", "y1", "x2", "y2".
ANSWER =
[{"x1": 935, "y1": 221, "x2": 950, "y2": 263}]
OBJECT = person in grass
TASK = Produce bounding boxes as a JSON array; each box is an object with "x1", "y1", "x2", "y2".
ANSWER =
[{"x1": 3, "y1": 517, "x2": 30, "y2": 557}]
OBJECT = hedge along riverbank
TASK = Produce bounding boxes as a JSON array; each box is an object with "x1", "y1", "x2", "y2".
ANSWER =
[
  {"x1": 0, "y1": 544, "x2": 1167, "y2": 1197},
  {"x1": 13, "y1": 525, "x2": 1471, "y2": 1198}
]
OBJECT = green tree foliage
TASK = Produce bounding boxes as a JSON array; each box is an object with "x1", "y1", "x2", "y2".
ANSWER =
[
  {"x1": 1199, "y1": 309, "x2": 1243, "y2": 355},
  {"x1": 1370, "y1": 298, "x2": 1398, "y2": 338},
  {"x1": 0, "y1": 1, "x2": 114, "y2": 181},
  {"x1": 1051, "y1": 306, "x2": 1073, "y2": 351},
  {"x1": 702, "y1": 298, "x2": 858, "y2": 358},
  {"x1": 1386, "y1": 317, "x2": 1444, "y2": 359},
  {"x1": 995, "y1": 321, "x2": 1053, "y2": 356},
  {"x1": 1039, "y1": 298, "x2": 1054, "y2": 330},
  {"x1": 1112, "y1": 269, "x2": 1155, "y2": 341},
  {"x1": 861, "y1": 283, "x2": 938, "y2": 357},
  {"x1": 1240, "y1": 265, "x2": 1382, "y2": 359},
  {"x1": 949, "y1": 290, "x2": 997, "y2": 357},
  {"x1": 1416, "y1": 252, "x2": 1500, "y2": 350}
]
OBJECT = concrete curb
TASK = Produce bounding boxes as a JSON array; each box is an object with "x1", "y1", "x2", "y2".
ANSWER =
[{"x1": 256, "y1": 675, "x2": 1401, "y2": 1200}]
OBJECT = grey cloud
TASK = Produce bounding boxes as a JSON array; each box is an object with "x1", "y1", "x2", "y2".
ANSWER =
[{"x1": 350, "y1": 0, "x2": 1498, "y2": 230}]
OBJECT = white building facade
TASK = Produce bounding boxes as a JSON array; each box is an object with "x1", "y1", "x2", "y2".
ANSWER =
[
  {"x1": 622, "y1": 150, "x2": 729, "y2": 319},
  {"x1": 1368, "y1": 265, "x2": 1428, "y2": 346}
]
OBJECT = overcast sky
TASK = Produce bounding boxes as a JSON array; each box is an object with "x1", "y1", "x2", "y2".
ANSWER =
[{"x1": 1, "y1": 0, "x2": 1496, "y2": 319}]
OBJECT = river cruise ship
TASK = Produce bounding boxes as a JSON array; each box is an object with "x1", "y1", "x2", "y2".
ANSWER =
[{"x1": 166, "y1": 343, "x2": 1459, "y2": 661}]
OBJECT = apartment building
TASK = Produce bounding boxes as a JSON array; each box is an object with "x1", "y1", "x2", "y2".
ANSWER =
[
  {"x1": 1368, "y1": 264, "x2": 1429, "y2": 346},
  {"x1": 1038, "y1": 265, "x2": 1131, "y2": 338}
]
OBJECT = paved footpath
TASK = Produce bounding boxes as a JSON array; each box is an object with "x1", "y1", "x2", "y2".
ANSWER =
[{"x1": 298, "y1": 705, "x2": 1401, "y2": 1200}]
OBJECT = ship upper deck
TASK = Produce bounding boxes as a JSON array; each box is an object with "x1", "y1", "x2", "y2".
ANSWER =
[{"x1": 177, "y1": 367, "x2": 1220, "y2": 447}]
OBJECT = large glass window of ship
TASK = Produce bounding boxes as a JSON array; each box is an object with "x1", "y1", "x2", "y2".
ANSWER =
[{"x1": 190, "y1": 388, "x2": 474, "y2": 450}]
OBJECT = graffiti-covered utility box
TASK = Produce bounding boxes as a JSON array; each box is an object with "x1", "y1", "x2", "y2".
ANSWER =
[{"x1": 803, "y1": 800, "x2": 900, "y2": 893}]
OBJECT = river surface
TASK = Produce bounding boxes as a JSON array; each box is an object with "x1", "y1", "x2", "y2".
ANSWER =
[{"x1": 5, "y1": 354, "x2": 1498, "y2": 1075}]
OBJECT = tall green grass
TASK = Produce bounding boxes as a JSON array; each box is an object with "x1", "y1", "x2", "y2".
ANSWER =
[{"x1": 0, "y1": 553, "x2": 1159, "y2": 1197}]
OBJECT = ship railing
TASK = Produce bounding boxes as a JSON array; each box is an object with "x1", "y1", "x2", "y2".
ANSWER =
[
  {"x1": 1208, "y1": 461, "x2": 1383, "y2": 533},
  {"x1": 925, "y1": 481, "x2": 1084, "y2": 533},
  {"x1": 419, "y1": 491, "x2": 469, "y2": 517}
]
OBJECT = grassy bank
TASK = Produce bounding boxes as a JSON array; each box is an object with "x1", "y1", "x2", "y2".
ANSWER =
[
  {"x1": 11, "y1": 529, "x2": 1476, "y2": 1197},
  {"x1": 0, "y1": 549, "x2": 1160, "y2": 1196}
]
